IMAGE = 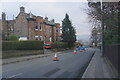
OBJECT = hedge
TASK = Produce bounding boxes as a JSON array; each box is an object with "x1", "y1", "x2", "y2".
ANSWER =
[
  {"x1": 2, "y1": 41, "x2": 44, "y2": 51},
  {"x1": 52, "y1": 42, "x2": 69, "y2": 49}
]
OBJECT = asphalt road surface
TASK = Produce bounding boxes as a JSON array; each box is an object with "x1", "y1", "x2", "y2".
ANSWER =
[{"x1": 2, "y1": 48, "x2": 95, "y2": 79}]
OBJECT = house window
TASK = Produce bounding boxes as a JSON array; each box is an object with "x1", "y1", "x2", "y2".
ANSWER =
[
  {"x1": 40, "y1": 23, "x2": 42, "y2": 31},
  {"x1": 35, "y1": 22, "x2": 38, "y2": 30},
  {"x1": 35, "y1": 36, "x2": 39, "y2": 40},
  {"x1": 9, "y1": 28, "x2": 11, "y2": 31},
  {"x1": 35, "y1": 26, "x2": 38, "y2": 30},
  {"x1": 40, "y1": 36, "x2": 43, "y2": 40},
  {"x1": 11, "y1": 27, "x2": 13, "y2": 31},
  {"x1": 56, "y1": 28, "x2": 59, "y2": 33}
]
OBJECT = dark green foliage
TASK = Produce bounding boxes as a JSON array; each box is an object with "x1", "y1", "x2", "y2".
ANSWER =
[
  {"x1": 52, "y1": 42, "x2": 68, "y2": 49},
  {"x1": 2, "y1": 41, "x2": 44, "y2": 51},
  {"x1": 61, "y1": 14, "x2": 76, "y2": 47},
  {"x1": 87, "y1": 2, "x2": 119, "y2": 45},
  {"x1": 7, "y1": 35, "x2": 19, "y2": 41},
  {"x1": 118, "y1": 1, "x2": 120, "y2": 43}
]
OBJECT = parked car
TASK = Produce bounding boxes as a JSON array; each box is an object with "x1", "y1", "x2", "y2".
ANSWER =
[
  {"x1": 78, "y1": 46, "x2": 86, "y2": 51},
  {"x1": 43, "y1": 42, "x2": 52, "y2": 49},
  {"x1": 19, "y1": 37, "x2": 27, "y2": 40}
]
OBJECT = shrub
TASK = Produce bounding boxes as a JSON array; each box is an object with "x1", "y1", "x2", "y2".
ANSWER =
[
  {"x1": 52, "y1": 42, "x2": 68, "y2": 49},
  {"x1": 2, "y1": 41, "x2": 44, "y2": 51},
  {"x1": 7, "y1": 35, "x2": 19, "y2": 41}
]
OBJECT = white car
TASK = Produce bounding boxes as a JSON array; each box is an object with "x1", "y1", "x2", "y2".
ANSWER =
[{"x1": 19, "y1": 37, "x2": 27, "y2": 40}]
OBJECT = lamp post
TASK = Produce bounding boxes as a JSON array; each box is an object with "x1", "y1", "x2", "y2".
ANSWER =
[{"x1": 101, "y1": 0, "x2": 104, "y2": 57}]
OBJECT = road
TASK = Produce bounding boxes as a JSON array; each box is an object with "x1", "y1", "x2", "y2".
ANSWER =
[{"x1": 2, "y1": 48, "x2": 95, "y2": 79}]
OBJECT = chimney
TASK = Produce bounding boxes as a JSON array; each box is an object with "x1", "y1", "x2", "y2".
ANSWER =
[
  {"x1": 45, "y1": 17, "x2": 48, "y2": 21},
  {"x1": 20, "y1": 6, "x2": 25, "y2": 13},
  {"x1": 52, "y1": 19, "x2": 55, "y2": 22},
  {"x1": 29, "y1": 11, "x2": 33, "y2": 18},
  {"x1": 2, "y1": 12, "x2": 6, "y2": 21}
]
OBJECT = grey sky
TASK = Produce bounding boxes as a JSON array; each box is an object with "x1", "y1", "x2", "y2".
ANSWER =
[{"x1": 0, "y1": 0, "x2": 92, "y2": 41}]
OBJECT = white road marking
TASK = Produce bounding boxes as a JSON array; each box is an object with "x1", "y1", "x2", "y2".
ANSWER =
[{"x1": 8, "y1": 73, "x2": 22, "y2": 78}]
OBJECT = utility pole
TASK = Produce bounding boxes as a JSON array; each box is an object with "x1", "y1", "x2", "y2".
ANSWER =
[{"x1": 101, "y1": 0, "x2": 104, "y2": 57}]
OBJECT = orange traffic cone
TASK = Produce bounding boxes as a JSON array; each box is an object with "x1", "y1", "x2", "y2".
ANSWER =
[
  {"x1": 53, "y1": 53, "x2": 59, "y2": 61},
  {"x1": 74, "y1": 49, "x2": 77, "y2": 54}
]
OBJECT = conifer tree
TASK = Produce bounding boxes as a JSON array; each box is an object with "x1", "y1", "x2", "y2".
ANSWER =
[{"x1": 62, "y1": 13, "x2": 76, "y2": 47}]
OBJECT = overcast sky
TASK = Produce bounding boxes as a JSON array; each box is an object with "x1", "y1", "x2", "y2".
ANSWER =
[{"x1": 0, "y1": 0, "x2": 92, "y2": 42}]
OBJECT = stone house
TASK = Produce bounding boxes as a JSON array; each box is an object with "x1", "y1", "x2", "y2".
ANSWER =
[
  {"x1": 1, "y1": 7, "x2": 61, "y2": 42},
  {"x1": 0, "y1": 12, "x2": 8, "y2": 40},
  {"x1": 0, "y1": 20, "x2": 2, "y2": 40}
]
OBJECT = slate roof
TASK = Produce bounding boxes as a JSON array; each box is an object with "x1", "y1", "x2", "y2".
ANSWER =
[
  {"x1": 44, "y1": 20, "x2": 56, "y2": 26},
  {"x1": 25, "y1": 12, "x2": 36, "y2": 21},
  {"x1": 25, "y1": 13, "x2": 35, "y2": 19},
  {"x1": 17, "y1": 11, "x2": 57, "y2": 26}
]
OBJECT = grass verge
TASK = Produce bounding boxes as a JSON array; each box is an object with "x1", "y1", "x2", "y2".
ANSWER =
[{"x1": 2, "y1": 50, "x2": 44, "y2": 59}]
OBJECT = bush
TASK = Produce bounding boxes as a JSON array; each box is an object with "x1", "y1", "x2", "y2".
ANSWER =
[
  {"x1": 2, "y1": 41, "x2": 44, "y2": 51},
  {"x1": 7, "y1": 35, "x2": 19, "y2": 41},
  {"x1": 52, "y1": 42, "x2": 68, "y2": 49}
]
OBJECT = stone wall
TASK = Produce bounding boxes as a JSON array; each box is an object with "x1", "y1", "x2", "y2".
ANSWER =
[
  {"x1": 45, "y1": 25, "x2": 52, "y2": 42},
  {"x1": 28, "y1": 16, "x2": 45, "y2": 41},
  {"x1": 14, "y1": 8, "x2": 28, "y2": 38},
  {"x1": 28, "y1": 20, "x2": 35, "y2": 40},
  {"x1": 0, "y1": 20, "x2": 2, "y2": 40},
  {"x1": 7, "y1": 20, "x2": 14, "y2": 36},
  {"x1": 55, "y1": 23, "x2": 61, "y2": 41},
  {"x1": 2, "y1": 21, "x2": 8, "y2": 40}
]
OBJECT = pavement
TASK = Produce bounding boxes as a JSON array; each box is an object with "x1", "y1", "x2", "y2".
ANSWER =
[{"x1": 82, "y1": 48, "x2": 117, "y2": 78}]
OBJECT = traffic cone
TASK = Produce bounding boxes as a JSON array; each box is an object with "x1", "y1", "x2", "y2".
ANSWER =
[
  {"x1": 74, "y1": 49, "x2": 77, "y2": 54},
  {"x1": 53, "y1": 53, "x2": 59, "y2": 61}
]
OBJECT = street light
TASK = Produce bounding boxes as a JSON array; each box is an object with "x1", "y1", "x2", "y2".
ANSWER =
[
  {"x1": 101, "y1": 0, "x2": 103, "y2": 10},
  {"x1": 101, "y1": 0, "x2": 104, "y2": 56}
]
